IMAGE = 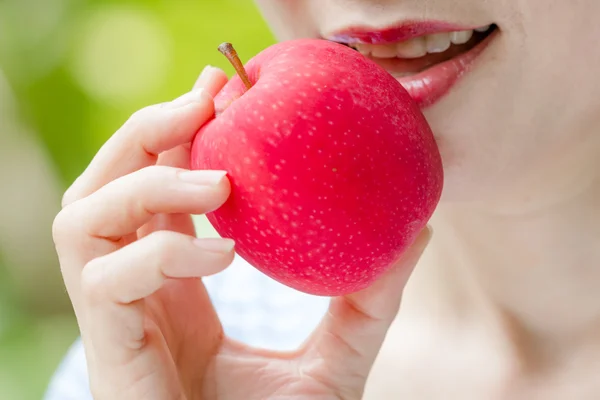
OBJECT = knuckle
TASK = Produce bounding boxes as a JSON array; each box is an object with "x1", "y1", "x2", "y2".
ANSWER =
[
  {"x1": 52, "y1": 207, "x2": 78, "y2": 245},
  {"x1": 122, "y1": 106, "x2": 161, "y2": 144},
  {"x1": 61, "y1": 183, "x2": 78, "y2": 208},
  {"x1": 128, "y1": 105, "x2": 156, "y2": 127},
  {"x1": 61, "y1": 191, "x2": 74, "y2": 209},
  {"x1": 146, "y1": 230, "x2": 183, "y2": 266},
  {"x1": 80, "y1": 259, "x2": 108, "y2": 303}
]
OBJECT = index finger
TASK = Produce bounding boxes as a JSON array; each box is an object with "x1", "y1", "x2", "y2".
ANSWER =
[{"x1": 63, "y1": 66, "x2": 228, "y2": 206}]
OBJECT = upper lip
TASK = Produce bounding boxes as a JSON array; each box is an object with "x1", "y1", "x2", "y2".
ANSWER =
[{"x1": 324, "y1": 20, "x2": 493, "y2": 45}]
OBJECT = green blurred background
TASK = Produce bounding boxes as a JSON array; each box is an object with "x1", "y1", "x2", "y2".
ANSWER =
[{"x1": 0, "y1": 0, "x2": 273, "y2": 398}]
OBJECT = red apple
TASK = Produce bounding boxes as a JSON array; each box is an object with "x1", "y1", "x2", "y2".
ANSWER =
[{"x1": 190, "y1": 39, "x2": 443, "y2": 296}]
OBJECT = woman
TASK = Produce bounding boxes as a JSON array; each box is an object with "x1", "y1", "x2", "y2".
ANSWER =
[{"x1": 46, "y1": 0, "x2": 600, "y2": 398}]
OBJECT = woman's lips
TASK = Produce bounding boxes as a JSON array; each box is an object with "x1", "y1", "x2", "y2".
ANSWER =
[
  {"x1": 326, "y1": 21, "x2": 481, "y2": 45},
  {"x1": 380, "y1": 29, "x2": 497, "y2": 108},
  {"x1": 325, "y1": 22, "x2": 498, "y2": 108}
]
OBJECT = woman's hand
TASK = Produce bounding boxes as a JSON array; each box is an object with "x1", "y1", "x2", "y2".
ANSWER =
[{"x1": 52, "y1": 65, "x2": 432, "y2": 400}]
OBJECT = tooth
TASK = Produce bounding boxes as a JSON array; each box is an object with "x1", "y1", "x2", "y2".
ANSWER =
[
  {"x1": 425, "y1": 33, "x2": 451, "y2": 53},
  {"x1": 354, "y1": 43, "x2": 372, "y2": 56},
  {"x1": 396, "y1": 37, "x2": 427, "y2": 58},
  {"x1": 450, "y1": 30, "x2": 474, "y2": 45},
  {"x1": 370, "y1": 43, "x2": 400, "y2": 59},
  {"x1": 475, "y1": 25, "x2": 491, "y2": 32}
]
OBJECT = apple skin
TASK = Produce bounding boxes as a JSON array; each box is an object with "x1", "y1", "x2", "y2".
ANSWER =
[{"x1": 190, "y1": 39, "x2": 443, "y2": 296}]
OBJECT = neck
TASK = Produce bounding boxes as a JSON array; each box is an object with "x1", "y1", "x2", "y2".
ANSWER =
[{"x1": 413, "y1": 173, "x2": 600, "y2": 369}]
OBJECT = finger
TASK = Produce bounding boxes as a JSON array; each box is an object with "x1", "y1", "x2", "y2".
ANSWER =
[
  {"x1": 82, "y1": 231, "x2": 234, "y2": 307},
  {"x1": 304, "y1": 227, "x2": 432, "y2": 390},
  {"x1": 155, "y1": 66, "x2": 227, "y2": 166},
  {"x1": 193, "y1": 65, "x2": 229, "y2": 94},
  {"x1": 60, "y1": 167, "x2": 230, "y2": 243},
  {"x1": 149, "y1": 66, "x2": 224, "y2": 238},
  {"x1": 54, "y1": 167, "x2": 230, "y2": 309},
  {"x1": 62, "y1": 67, "x2": 227, "y2": 206},
  {"x1": 80, "y1": 231, "x2": 234, "y2": 389},
  {"x1": 138, "y1": 145, "x2": 195, "y2": 238}
]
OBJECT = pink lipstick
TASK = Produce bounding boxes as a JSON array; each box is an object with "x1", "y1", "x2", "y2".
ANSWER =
[{"x1": 325, "y1": 22, "x2": 498, "y2": 108}]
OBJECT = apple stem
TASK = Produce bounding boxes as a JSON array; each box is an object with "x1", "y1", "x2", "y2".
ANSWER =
[{"x1": 218, "y1": 42, "x2": 253, "y2": 91}]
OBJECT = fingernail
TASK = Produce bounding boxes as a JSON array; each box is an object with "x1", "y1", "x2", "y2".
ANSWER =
[
  {"x1": 167, "y1": 88, "x2": 211, "y2": 109},
  {"x1": 194, "y1": 238, "x2": 235, "y2": 253},
  {"x1": 178, "y1": 170, "x2": 227, "y2": 186},
  {"x1": 194, "y1": 65, "x2": 219, "y2": 89}
]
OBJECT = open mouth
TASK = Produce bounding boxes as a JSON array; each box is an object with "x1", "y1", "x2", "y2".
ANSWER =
[{"x1": 325, "y1": 23, "x2": 499, "y2": 108}]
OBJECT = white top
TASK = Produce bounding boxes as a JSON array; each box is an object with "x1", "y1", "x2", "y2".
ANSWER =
[{"x1": 43, "y1": 256, "x2": 331, "y2": 399}]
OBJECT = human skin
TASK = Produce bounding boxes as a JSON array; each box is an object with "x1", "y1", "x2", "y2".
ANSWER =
[
  {"x1": 253, "y1": 0, "x2": 600, "y2": 398},
  {"x1": 52, "y1": 0, "x2": 600, "y2": 398},
  {"x1": 52, "y1": 66, "x2": 431, "y2": 399}
]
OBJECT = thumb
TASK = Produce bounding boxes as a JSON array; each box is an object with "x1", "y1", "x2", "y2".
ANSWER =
[{"x1": 300, "y1": 226, "x2": 432, "y2": 397}]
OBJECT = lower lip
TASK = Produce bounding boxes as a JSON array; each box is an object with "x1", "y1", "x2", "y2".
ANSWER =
[{"x1": 380, "y1": 30, "x2": 498, "y2": 108}]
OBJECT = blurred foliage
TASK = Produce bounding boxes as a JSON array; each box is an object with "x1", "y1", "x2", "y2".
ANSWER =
[{"x1": 0, "y1": 0, "x2": 273, "y2": 398}]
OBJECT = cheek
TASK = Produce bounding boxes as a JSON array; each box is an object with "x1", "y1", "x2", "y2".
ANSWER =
[{"x1": 422, "y1": 1, "x2": 600, "y2": 202}]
